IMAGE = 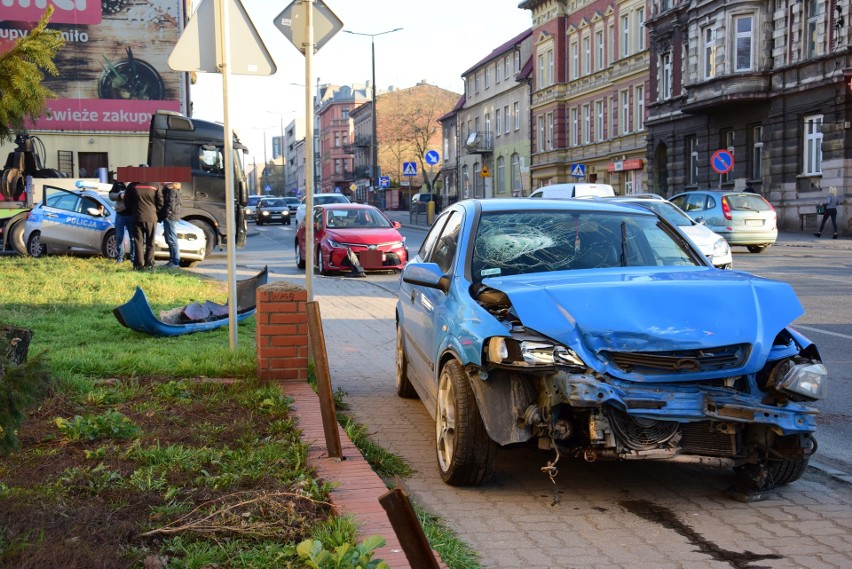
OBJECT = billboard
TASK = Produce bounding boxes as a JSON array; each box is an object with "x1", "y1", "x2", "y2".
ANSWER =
[{"x1": 0, "y1": 0, "x2": 184, "y2": 132}]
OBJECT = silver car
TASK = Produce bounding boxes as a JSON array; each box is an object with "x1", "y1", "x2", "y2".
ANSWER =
[
  {"x1": 24, "y1": 185, "x2": 206, "y2": 266},
  {"x1": 670, "y1": 190, "x2": 777, "y2": 253}
]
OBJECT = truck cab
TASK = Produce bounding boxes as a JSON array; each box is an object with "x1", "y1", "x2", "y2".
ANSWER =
[{"x1": 147, "y1": 110, "x2": 248, "y2": 255}]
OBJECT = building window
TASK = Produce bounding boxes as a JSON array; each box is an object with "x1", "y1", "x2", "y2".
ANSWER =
[
  {"x1": 462, "y1": 164, "x2": 470, "y2": 198},
  {"x1": 751, "y1": 125, "x2": 763, "y2": 180},
  {"x1": 660, "y1": 52, "x2": 672, "y2": 100},
  {"x1": 504, "y1": 105, "x2": 510, "y2": 134},
  {"x1": 334, "y1": 159, "x2": 341, "y2": 174},
  {"x1": 484, "y1": 66, "x2": 490, "y2": 89},
  {"x1": 495, "y1": 61, "x2": 501, "y2": 83},
  {"x1": 583, "y1": 36, "x2": 591, "y2": 75},
  {"x1": 596, "y1": 30, "x2": 604, "y2": 70},
  {"x1": 687, "y1": 135, "x2": 698, "y2": 185},
  {"x1": 608, "y1": 23, "x2": 615, "y2": 65},
  {"x1": 511, "y1": 153, "x2": 522, "y2": 195},
  {"x1": 546, "y1": 112, "x2": 554, "y2": 150},
  {"x1": 515, "y1": 50, "x2": 520, "y2": 72},
  {"x1": 537, "y1": 115, "x2": 545, "y2": 151},
  {"x1": 805, "y1": 0, "x2": 823, "y2": 58},
  {"x1": 504, "y1": 55, "x2": 510, "y2": 79},
  {"x1": 537, "y1": 53, "x2": 545, "y2": 87},
  {"x1": 485, "y1": 113, "x2": 491, "y2": 141},
  {"x1": 571, "y1": 41, "x2": 579, "y2": 79},
  {"x1": 496, "y1": 155, "x2": 506, "y2": 194},
  {"x1": 620, "y1": 90, "x2": 630, "y2": 135},
  {"x1": 495, "y1": 109, "x2": 502, "y2": 138},
  {"x1": 803, "y1": 114, "x2": 823, "y2": 175},
  {"x1": 595, "y1": 99, "x2": 604, "y2": 142},
  {"x1": 638, "y1": 8, "x2": 645, "y2": 50},
  {"x1": 634, "y1": 85, "x2": 644, "y2": 132},
  {"x1": 342, "y1": 107, "x2": 350, "y2": 119},
  {"x1": 334, "y1": 132, "x2": 340, "y2": 147},
  {"x1": 734, "y1": 15, "x2": 754, "y2": 71},
  {"x1": 703, "y1": 26, "x2": 716, "y2": 79},
  {"x1": 621, "y1": 14, "x2": 630, "y2": 57},
  {"x1": 547, "y1": 48, "x2": 554, "y2": 85},
  {"x1": 583, "y1": 104, "x2": 591, "y2": 144},
  {"x1": 513, "y1": 102, "x2": 520, "y2": 131},
  {"x1": 475, "y1": 72, "x2": 480, "y2": 93},
  {"x1": 571, "y1": 107, "x2": 579, "y2": 146}
]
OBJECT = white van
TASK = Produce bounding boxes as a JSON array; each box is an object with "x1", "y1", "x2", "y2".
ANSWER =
[{"x1": 529, "y1": 183, "x2": 615, "y2": 199}]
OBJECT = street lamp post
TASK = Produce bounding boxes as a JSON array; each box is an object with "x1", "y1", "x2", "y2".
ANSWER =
[{"x1": 344, "y1": 28, "x2": 402, "y2": 201}]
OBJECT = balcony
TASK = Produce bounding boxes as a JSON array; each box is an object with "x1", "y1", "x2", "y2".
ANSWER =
[
  {"x1": 464, "y1": 131, "x2": 493, "y2": 154},
  {"x1": 353, "y1": 136, "x2": 371, "y2": 147},
  {"x1": 681, "y1": 73, "x2": 771, "y2": 114}
]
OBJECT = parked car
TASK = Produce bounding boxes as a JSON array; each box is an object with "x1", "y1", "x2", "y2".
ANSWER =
[
  {"x1": 282, "y1": 196, "x2": 300, "y2": 214},
  {"x1": 295, "y1": 203, "x2": 407, "y2": 274},
  {"x1": 295, "y1": 193, "x2": 350, "y2": 225},
  {"x1": 612, "y1": 197, "x2": 733, "y2": 269},
  {"x1": 670, "y1": 190, "x2": 777, "y2": 252},
  {"x1": 256, "y1": 197, "x2": 291, "y2": 225},
  {"x1": 24, "y1": 185, "x2": 206, "y2": 266},
  {"x1": 396, "y1": 198, "x2": 825, "y2": 492},
  {"x1": 244, "y1": 195, "x2": 263, "y2": 222}
]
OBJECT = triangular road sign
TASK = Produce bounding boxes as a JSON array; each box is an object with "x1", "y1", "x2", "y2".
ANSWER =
[{"x1": 169, "y1": 0, "x2": 276, "y2": 76}]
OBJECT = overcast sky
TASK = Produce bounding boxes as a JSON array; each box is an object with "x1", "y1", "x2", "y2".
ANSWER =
[{"x1": 189, "y1": 0, "x2": 530, "y2": 165}]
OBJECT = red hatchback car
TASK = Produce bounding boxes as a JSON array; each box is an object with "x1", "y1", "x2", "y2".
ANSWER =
[{"x1": 295, "y1": 204, "x2": 408, "y2": 274}]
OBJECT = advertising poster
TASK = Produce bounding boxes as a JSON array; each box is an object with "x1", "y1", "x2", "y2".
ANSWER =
[{"x1": 0, "y1": 0, "x2": 184, "y2": 132}]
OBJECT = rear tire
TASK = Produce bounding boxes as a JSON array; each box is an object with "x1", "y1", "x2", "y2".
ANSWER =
[
  {"x1": 7, "y1": 219, "x2": 27, "y2": 254},
  {"x1": 27, "y1": 231, "x2": 45, "y2": 257},
  {"x1": 747, "y1": 245, "x2": 767, "y2": 253},
  {"x1": 189, "y1": 219, "x2": 216, "y2": 257},
  {"x1": 436, "y1": 359, "x2": 496, "y2": 486},
  {"x1": 395, "y1": 324, "x2": 418, "y2": 399}
]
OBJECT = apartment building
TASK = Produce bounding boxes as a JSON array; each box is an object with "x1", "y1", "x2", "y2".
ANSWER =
[
  {"x1": 315, "y1": 84, "x2": 369, "y2": 195},
  {"x1": 521, "y1": 0, "x2": 650, "y2": 195},
  {"x1": 456, "y1": 29, "x2": 534, "y2": 199},
  {"x1": 645, "y1": 0, "x2": 851, "y2": 231}
]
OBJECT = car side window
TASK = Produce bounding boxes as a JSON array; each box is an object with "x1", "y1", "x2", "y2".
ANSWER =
[
  {"x1": 429, "y1": 212, "x2": 462, "y2": 274},
  {"x1": 50, "y1": 192, "x2": 81, "y2": 212},
  {"x1": 417, "y1": 211, "x2": 451, "y2": 260}
]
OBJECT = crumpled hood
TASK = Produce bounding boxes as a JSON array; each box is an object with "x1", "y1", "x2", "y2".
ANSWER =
[
  {"x1": 325, "y1": 228, "x2": 402, "y2": 245},
  {"x1": 482, "y1": 267, "x2": 803, "y2": 379}
]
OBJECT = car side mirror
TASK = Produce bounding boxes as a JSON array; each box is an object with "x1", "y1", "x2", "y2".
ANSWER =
[
  {"x1": 694, "y1": 216, "x2": 706, "y2": 225},
  {"x1": 402, "y1": 262, "x2": 449, "y2": 293},
  {"x1": 392, "y1": 221, "x2": 401, "y2": 229}
]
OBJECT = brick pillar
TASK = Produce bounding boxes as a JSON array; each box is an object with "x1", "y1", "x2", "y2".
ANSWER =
[{"x1": 256, "y1": 282, "x2": 309, "y2": 382}]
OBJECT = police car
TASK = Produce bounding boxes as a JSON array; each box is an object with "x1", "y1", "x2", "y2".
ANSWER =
[{"x1": 24, "y1": 185, "x2": 207, "y2": 266}]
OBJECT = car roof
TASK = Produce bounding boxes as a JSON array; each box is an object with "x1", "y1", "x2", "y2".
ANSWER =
[
  {"x1": 318, "y1": 203, "x2": 377, "y2": 211},
  {"x1": 469, "y1": 197, "x2": 656, "y2": 216}
]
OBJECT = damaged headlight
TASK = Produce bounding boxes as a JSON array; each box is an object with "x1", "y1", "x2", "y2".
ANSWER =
[
  {"x1": 487, "y1": 337, "x2": 586, "y2": 369},
  {"x1": 774, "y1": 361, "x2": 827, "y2": 401}
]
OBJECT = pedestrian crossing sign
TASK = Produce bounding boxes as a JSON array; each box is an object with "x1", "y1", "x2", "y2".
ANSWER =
[
  {"x1": 403, "y1": 161, "x2": 417, "y2": 176},
  {"x1": 570, "y1": 163, "x2": 586, "y2": 177}
]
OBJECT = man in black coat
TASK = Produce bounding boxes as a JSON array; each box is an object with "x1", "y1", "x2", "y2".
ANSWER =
[
  {"x1": 159, "y1": 182, "x2": 183, "y2": 267},
  {"x1": 124, "y1": 182, "x2": 163, "y2": 270}
]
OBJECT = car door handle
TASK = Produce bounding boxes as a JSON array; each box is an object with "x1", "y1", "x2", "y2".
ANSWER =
[{"x1": 410, "y1": 289, "x2": 416, "y2": 304}]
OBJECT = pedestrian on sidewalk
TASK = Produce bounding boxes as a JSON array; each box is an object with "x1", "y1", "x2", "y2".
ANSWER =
[
  {"x1": 815, "y1": 186, "x2": 840, "y2": 239},
  {"x1": 109, "y1": 180, "x2": 135, "y2": 264},
  {"x1": 159, "y1": 182, "x2": 182, "y2": 268},
  {"x1": 125, "y1": 182, "x2": 163, "y2": 270}
]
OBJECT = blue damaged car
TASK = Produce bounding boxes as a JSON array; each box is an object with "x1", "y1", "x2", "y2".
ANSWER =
[{"x1": 396, "y1": 198, "x2": 826, "y2": 492}]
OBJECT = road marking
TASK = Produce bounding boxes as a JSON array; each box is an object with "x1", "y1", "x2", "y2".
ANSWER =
[{"x1": 794, "y1": 324, "x2": 852, "y2": 340}]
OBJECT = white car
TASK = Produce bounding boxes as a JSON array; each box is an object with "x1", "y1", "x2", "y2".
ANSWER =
[
  {"x1": 24, "y1": 184, "x2": 206, "y2": 267},
  {"x1": 615, "y1": 197, "x2": 733, "y2": 269},
  {"x1": 295, "y1": 193, "x2": 350, "y2": 225}
]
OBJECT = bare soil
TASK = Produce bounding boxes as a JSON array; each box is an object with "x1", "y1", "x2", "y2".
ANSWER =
[{"x1": 0, "y1": 376, "x2": 329, "y2": 568}]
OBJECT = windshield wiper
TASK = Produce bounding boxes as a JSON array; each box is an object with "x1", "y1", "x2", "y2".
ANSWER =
[{"x1": 620, "y1": 221, "x2": 628, "y2": 266}]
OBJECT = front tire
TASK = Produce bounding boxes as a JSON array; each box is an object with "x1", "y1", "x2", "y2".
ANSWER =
[
  {"x1": 436, "y1": 359, "x2": 496, "y2": 486},
  {"x1": 395, "y1": 324, "x2": 418, "y2": 399},
  {"x1": 747, "y1": 245, "x2": 767, "y2": 253},
  {"x1": 295, "y1": 240, "x2": 305, "y2": 269},
  {"x1": 102, "y1": 230, "x2": 118, "y2": 259},
  {"x1": 189, "y1": 219, "x2": 216, "y2": 257},
  {"x1": 316, "y1": 249, "x2": 327, "y2": 275},
  {"x1": 27, "y1": 231, "x2": 45, "y2": 257}
]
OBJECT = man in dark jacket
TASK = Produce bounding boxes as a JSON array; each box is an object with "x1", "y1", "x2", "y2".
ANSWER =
[
  {"x1": 108, "y1": 181, "x2": 135, "y2": 264},
  {"x1": 160, "y1": 182, "x2": 182, "y2": 267},
  {"x1": 124, "y1": 182, "x2": 163, "y2": 270}
]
